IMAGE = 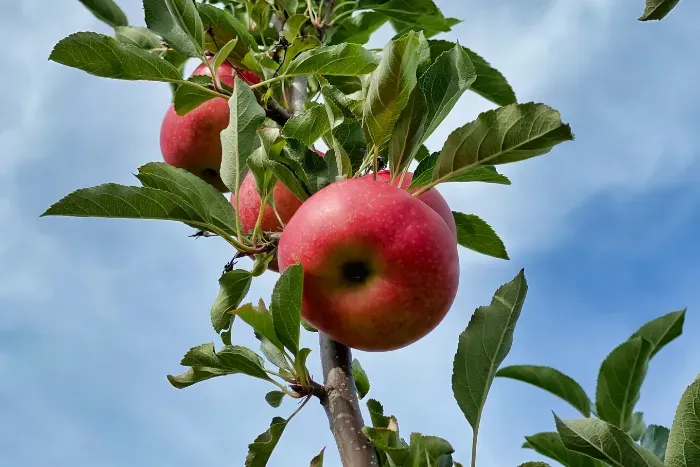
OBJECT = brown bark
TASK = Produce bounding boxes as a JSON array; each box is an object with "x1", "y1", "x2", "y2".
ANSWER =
[{"x1": 318, "y1": 334, "x2": 379, "y2": 467}]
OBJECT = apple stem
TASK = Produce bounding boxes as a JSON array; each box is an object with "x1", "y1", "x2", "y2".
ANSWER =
[
  {"x1": 318, "y1": 334, "x2": 379, "y2": 467},
  {"x1": 372, "y1": 145, "x2": 379, "y2": 181}
]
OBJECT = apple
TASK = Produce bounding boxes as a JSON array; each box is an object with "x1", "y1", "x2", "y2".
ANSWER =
[
  {"x1": 361, "y1": 170, "x2": 456, "y2": 239},
  {"x1": 278, "y1": 178, "x2": 460, "y2": 351},
  {"x1": 231, "y1": 149, "x2": 325, "y2": 272},
  {"x1": 160, "y1": 60, "x2": 261, "y2": 192}
]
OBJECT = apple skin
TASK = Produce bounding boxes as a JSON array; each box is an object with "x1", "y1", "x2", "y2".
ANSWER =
[
  {"x1": 277, "y1": 178, "x2": 460, "y2": 351},
  {"x1": 361, "y1": 170, "x2": 457, "y2": 239},
  {"x1": 232, "y1": 171, "x2": 305, "y2": 232},
  {"x1": 160, "y1": 60, "x2": 261, "y2": 192}
]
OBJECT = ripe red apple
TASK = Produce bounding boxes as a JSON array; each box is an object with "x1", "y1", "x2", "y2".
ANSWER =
[
  {"x1": 160, "y1": 60, "x2": 261, "y2": 192},
  {"x1": 278, "y1": 178, "x2": 460, "y2": 351},
  {"x1": 361, "y1": 170, "x2": 456, "y2": 239}
]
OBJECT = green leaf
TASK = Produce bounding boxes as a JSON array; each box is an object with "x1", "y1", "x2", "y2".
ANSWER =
[
  {"x1": 49, "y1": 32, "x2": 182, "y2": 82},
  {"x1": 220, "y1": 76, "x2": 267, "y2": 194},
  {"x1": 247, "y1": 145, "x2": 278, "y2": 204},
  {"x1": 433, "y1": 103, "x2": 574, "y2": 183},
  {"x1": 163, "y1": 49, "x2": 190, "y2": 97},
  {"x1": 524, "y1": 432, "x2": 601, "y2": 467},
  {"x1": 245, "y1": 417, "x2": 288, "y2": 467},
  {"x1": 310, "y1": 447, "x2": 325, "y2": 467},
  {"x1": 284, "y1": 43, "x2": 380, "y2": 77},
  {"x1": 143, "y1": 0, "x2": 204, "y2": 58},
  {"x1": 389, "y1": 42, "x2": 477, "y2": 176},
  {"x1": 327, "y1": 11, "x2": 388, "y2": 45},
  {"x1": 628, "y1": 309, "x2": 686, "y2": 359},
  {"x1": 360, "y1": 0, "x2": 455, "y2": 35},
  {"x1": 283, "y1": 139, "x2": 331, "y2": 195},
  {"x1": 173, "y1": 75, "x2": 219, "y2": 115},
  {"x1": 665, "y1": 374, "x2": 700, "y2": 467},
  {"x1": 596, "y1": 337, "x2": 653, "y2": 429},
  {"x1": 198, "y1": 4, "x2": 257, "y2": 61},
  {"x1": 408, "y1": 152, "x2": 510, "y2": 190},
  {"x1": 495, "y1": 365, "x2": 591, "y2": 417},
  {"x1": 114, "y1": 26, "x2": 162, "y2": 49},
  {"x1": 419, "y1": 44, "x2": 476, "y2": 139},
  {"x1": 258, "y1": 128, "x2": 310, "y2": 203},
  {"x1": 640, "y1": 425, "x2": 669, "y2": 461},
  {"x1": 367, "y1": 399, "x2": 391, "y2": 428},
  {"x1": 279, "y1": 36, "x2": 322, "y2": 76},
  {"x1": 325, "y1": 75, "x2": 364, "y2": 95},
  {"x1": 428, "y1": 40, "x2": 516, "y2": 106},
  {"x1": 180, "y1": 342, "x2": 221, "y2": 368},
  {"x1": 518, "y1": 463, "x2": 551, "y2": 467},
  {"x1": 217, "y1": 345, "x2": 270, "y2": 380},
  {"x1": 363, "y1": 416, "x2": 408, "y2": 464},
  {"x1": 363, "y1": 31, "x2": 423, "y2": 148},
  {"x1": 271, "y1": 263, "x2": 303, "y2": 356},
  {"x1": 212, "y1": 38, "x2": 238, "y2": 72},
  {"x1": 41, "y1": 182, "x2": 228, "y2": 234},
  {"x1": 406, "y1": 433, "x2": 455, "y2": 466},
  {"x1": 260, "y1": 337, "x2": 292, "y2": 373},
  {"x1": 134, "y1": 162, "x2": 237, "y2": 235},
  {"x1": 294, "y1": 348, "x2": 312, "y2": 386},
  {"x1": 387, "y1": 86, "x2": 427, "y2": 176},
  {"x1": 452, "y1": 212, "x2": 509, "y2": 260},
  {"x1": 282, "y1": 103, "x2": 330, "y2": 146},
  {"x1": 332, "y1": 120, "x2": 367, "y2": 174},
  {"x1": 234, "y1": 302, "x2": 284, "y2": 350},
  {"x1": 638, "y1": 0, "x2": 680, "y2": 21},
  {"x1": 627, "y1": 412, "x2": 646, "y2": 442},
  {"x1": 167, "y1": 342, "x2": 269, "y2": 388},
  {"x1": 279, "y1": 0, "x2": 299, "y2": 15},
  {"x1": 282, "y1": 14, "x2": 309, "y2": 42},
  {"x1": 167, "y1": 366, "x2": 229, "y2": 388},
  {"x1": 554, "y1": 415, "x2": 664, "y2": 467},
  {"x1": 437, "y1": 454, "x2": 458, "y2": 467},
  {"x1": 78, "y1": 0, "x2": 128, "y2": 27},
  {"x1": 321, "y1": 86, "x2": 355, "y2": 177},
  {"x1": 265, "y1": 391, "x2": 285, "y2": 408},
  {"x1": 352, "y1": 358, "x2": 370, "y2": 400},
  {"x1": 211, "y1": 270, "x2": 253, "y2": 334},
  {"x1": 452, "y1": 269, "x2": 527, "y2": 431}
]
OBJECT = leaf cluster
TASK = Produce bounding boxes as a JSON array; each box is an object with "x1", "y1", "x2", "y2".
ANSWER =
[{"x1": 496, "y1": 308, "x2": 699, "y2": 467}]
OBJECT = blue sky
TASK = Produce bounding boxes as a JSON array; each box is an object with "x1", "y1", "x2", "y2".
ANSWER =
[{"x1": 1, "y1": 0, "x2": 699, "y2": 466}]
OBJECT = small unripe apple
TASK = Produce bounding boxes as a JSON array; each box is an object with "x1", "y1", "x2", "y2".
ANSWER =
[
  {"x1": 160, "y1": 60, "x2": 261, "y2": 192},
  {"x1": 361, "y1": 170, "x2": 456, "y2": 239},
  {"x1": 278, "y1": 178, "x2": 460, "y2": 351}
]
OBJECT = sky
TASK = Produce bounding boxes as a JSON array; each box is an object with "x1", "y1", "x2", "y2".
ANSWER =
[{"x1": 1, "y1": 0, "x2": 699, "y2": 466}]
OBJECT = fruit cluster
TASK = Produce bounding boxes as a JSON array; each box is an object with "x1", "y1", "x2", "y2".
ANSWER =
[{"x1": 160, "y1": 66, "x2": 460, "y2": 352}]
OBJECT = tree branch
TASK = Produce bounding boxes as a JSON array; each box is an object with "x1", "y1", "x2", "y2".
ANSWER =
[
  {"x1": 265, "y1": 97, "x2": 292, "y2": 126},
  {"x1": 319, "y1": 334, "x2": 379, "y2": 467},
  {"x1": 288, "y1": 76, "x2": 308, "y2": 115},
  {"x1": 287, "y1": 67, "x2": 378, "y2": 466}
]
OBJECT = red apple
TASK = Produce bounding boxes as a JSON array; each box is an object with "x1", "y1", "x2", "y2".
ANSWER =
[
  {"x1": 278, "y1": 178, "x2": 460, "y2": 351},
  {"x1": 231, "y1": 172, "x2": 305, "y2": 233},
  {"x1": 361, "y1": 170, "x2": 456, "y2": 239},
  {"x1": 160, "y1": 60, "x2": 261, "y2": 192}
]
